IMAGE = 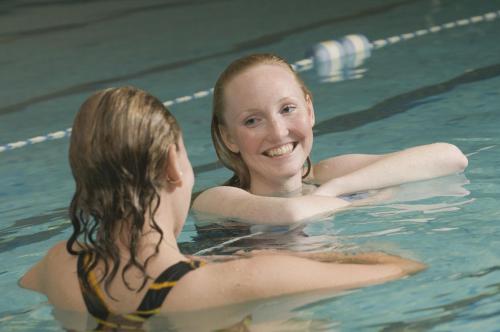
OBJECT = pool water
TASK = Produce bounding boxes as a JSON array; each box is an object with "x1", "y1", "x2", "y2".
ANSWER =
[{"x1": 1, "y1": 0, "x2": 500, "y2": 330}]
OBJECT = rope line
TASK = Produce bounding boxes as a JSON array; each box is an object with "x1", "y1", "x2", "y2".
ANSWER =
[
  {"x1": 371, "y1": 11, "x2": 499, "y2": 49},
  {"x1": 1, "y1": 10, "x2": 498, "y2": 154}
]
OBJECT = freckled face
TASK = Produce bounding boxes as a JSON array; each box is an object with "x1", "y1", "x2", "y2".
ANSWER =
[{"x1": 221, "y1": 63, "x2": 315, "y2": 191}]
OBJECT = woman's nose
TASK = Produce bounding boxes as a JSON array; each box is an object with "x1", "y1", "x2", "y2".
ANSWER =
[{"x1": 268, "y1": 117, "x2": 288, "y2": 139}]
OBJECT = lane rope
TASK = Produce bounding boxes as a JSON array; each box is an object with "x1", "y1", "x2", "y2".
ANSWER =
[{"x1": 1, "y1": 10, "x2": 499, "y2": 154}]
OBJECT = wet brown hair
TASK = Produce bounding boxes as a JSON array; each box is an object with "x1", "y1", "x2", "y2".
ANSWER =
[
  {"x1": 66, "y1": 86, "x2": 180, "y2": 296},
  {"x1": 211, "y1": 53, "x2": 312, "y2": 189}
]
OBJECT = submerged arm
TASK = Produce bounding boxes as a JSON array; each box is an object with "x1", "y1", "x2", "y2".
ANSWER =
[{"x1": 313, "y1": 143, "x2": 468, "y2": 196}]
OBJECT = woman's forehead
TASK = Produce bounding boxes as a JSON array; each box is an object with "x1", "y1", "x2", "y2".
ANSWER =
[
  {"x1": 231, "y1": 63, "x2": 295, "y2": 85},
  {"x1": 224, "y1": 64, "x2": 303, "y2": 105}
]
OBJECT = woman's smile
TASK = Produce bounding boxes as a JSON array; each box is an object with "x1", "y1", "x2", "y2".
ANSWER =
[{"x1": 263, "y1": 142, "x2": 297, "y2": 158}]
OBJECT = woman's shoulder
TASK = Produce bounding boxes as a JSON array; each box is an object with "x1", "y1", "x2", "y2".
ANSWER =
[
  {"x1": 196, "y1": 185, "x2": 249, "y2": 196},
  {"x1": 46, "y1": 240, "x2": 71, "y2": 256},
  {"x1": 161, "y1": 256, "x2": 268, "y2": 311},
  {"x1": 40, "y1": 241, "x2": 76, "y2": 270},
  {"x1": 192, "y1": 186, "x2": 250, "y2": 208},
  {"x1": 19, "y1": 241, "x2": 78, "y2": 296},
  {"x1": 21, "y1": 241, "x2": 89, "y2": 310}
]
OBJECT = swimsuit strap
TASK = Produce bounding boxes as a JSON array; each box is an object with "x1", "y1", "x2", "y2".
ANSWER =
[
  {"x1": 130, "y1": 260, "x2": 205, "y2": 320},
  {"x1": 76, "y1": 253, "x2": 111, "y2": 323},
  {"x1": 77, "y1": 253, "x2": 204, "y2": 331}
]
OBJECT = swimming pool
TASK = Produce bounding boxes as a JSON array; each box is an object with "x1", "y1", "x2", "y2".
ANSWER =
[{"x1": 1, "y1": 0, "x2": 500, "y2": 330}]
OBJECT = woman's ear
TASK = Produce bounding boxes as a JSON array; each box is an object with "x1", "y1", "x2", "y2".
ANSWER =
[
  {"x1": 306, "y1": 94, "x2": 315, "y2": 126},
  {"x1": 219, "y1": 125, "x2": 240, "y2": 153},
  {"x1": 166, "y1": 144, "x2": 183, "y2": 186}
]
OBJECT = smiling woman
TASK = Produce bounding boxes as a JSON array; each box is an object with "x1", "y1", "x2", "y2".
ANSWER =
[
  {"x1": 192, "y1": 53, "x2": 469, "y2": 225},
  {"x1": 218, "y1": 61, "x2": 315, "y2": 195}
]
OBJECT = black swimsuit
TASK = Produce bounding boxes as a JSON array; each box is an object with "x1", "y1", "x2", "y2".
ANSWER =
[{"x1": 77, "y1": 253, "x2": 204, "y2": 331}]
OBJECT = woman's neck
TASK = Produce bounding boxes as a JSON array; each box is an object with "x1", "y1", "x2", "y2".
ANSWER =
[
  {"x1": 116, "y1": 191, "x2": 185, "y2": 266},
  {"x1": 144, "y1": 191, "x2": 184, "y2": 258},
  {"x1": 115, "y1": 225, "x2": 182, "y2": 265}
]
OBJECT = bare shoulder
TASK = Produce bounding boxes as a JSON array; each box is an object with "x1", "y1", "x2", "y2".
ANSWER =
[
  {"x1": 19, "y1": 241, "x2": 70, "y2": 291},
  {"x1": 20, "y1": 240, "x2": 84, "y2": 310},
  {"x1": 192, "y1": 186, "x2": 252, "y2": 214},
  {"x1": 45, "y1": 241, "x2": 75, "y2": 267},
  {"x1": 162, "y1": 257, "x2": 272, "y2": 311},
  {"x1": 193, "y1": 186, "x2": 249, "y2": 204}
]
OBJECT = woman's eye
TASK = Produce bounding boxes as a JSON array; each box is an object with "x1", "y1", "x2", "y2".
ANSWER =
[
  {"x1": 282, "y1": 105, "x2": 296, "y2": 114},
  {"x1": 244, "y1": 117, "x2": 259, "y2": 127}
]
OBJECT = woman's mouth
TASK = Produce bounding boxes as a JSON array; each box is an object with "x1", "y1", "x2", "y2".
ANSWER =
[{"x1": 263, "y1": 143, "x2": 296, "y2": 157}]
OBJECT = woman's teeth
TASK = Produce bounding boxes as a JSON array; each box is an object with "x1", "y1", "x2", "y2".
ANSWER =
[{"x1": 265, "y1": 143, "x2": 294, "y2": 157}]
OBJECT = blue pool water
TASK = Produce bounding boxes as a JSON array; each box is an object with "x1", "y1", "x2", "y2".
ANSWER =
[{"x1": 1, "y1": 0, "x2": 500, "y2": 330}]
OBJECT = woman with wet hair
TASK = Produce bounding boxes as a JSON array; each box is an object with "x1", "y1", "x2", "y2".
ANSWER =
[
  {"x1": 20, "y1": 86, "x2": 425, "y2": 331},
  {"x1": 192, "y1": 53, "x2": 468, "y2": 224}
]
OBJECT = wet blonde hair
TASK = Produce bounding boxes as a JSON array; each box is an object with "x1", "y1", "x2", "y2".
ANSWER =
[
  {"x1": 67, "y1": 86, "x2": 181, "y2": 296},
  {"x1": 211, "y1": 53, "x2": 312, "y2": 189}
]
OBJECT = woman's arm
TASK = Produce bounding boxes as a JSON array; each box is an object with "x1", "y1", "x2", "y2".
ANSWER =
[
  {"x1": 192, "y1": 185, "x2": 350, "y2": 225},
  {"x1": 312, "y1": 143, "x2": 468, "y2": 197},
  {"x1": 243, "y1": 250, "x2": 424, "y2": 275},
  {"x1": 167, "y1": 251, "x2": 426, "y2": 311},
  {"x1": 192, "y1": 144, "x2": 467, "y2": 224}
]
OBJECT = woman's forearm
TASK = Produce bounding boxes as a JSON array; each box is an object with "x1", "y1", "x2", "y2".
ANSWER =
[
  {"x1": 238, "y1": 250, "x2": 426, "y2": 275},
  {"x1": 314, "y1": 143, "x2": 468, "y2": 197},
  {"x1": 306, "y1": 251, "x2": 426, "y2": 275}
]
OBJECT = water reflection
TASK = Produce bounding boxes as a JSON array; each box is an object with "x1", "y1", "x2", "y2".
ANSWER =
[
  {"x1": 372, "y1": 281, "x2": 500, "y2": 331},
  {"x1": 48, "y1": 290, "x2": 344, "y2": 331}
]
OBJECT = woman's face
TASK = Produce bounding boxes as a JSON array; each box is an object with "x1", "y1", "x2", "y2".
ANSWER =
[{"x1": 221, "y1": 63, "x2": 315, "y2": 192}]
